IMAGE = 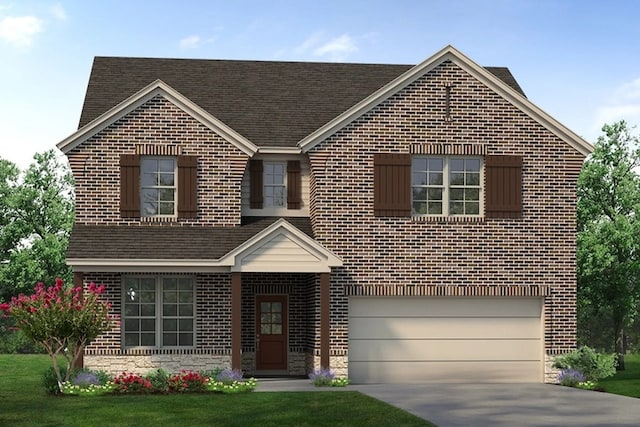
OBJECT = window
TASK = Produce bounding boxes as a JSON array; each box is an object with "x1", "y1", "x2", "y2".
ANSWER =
[
  {"x1": 140, "y1": 157, "x2": 177, "y2": 217},
  {"x1": 120, "y1": 154, "x2": 197, "y2": 219},
  {"x1": 123, "y1": 277, "x2": 195, "y2": 348},
  {"x1": 412, "y1": 156, "x2": 482, "y2": 216},
  {"x1": 263, "y1": 162, "x2": 286, "y2": 208},
  {"x1": 374, "y1": 152, "x2": 521, "y2": 218}
]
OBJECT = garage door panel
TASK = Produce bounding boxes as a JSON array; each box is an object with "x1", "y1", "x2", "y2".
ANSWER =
[
  {"x1": 349, "y1": 361, "x2": 541, "y2": 383},
  {"x1": 348, "y1": 297, "x2": 543, "y2": 383},
  {"x1": 349, "y1": 297, "x2": 541, "y2": 318},
  {"x1": 349, "y1": 338, "x2": 540, "y2": 361},
  {"x1": 349, "y1": 316, "x2": 540, "y2": 340}
]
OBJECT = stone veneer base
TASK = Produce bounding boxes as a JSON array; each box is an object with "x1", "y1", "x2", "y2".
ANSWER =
[{"x1": 84, "y1": 354, "x2": 231, "y2": 376}]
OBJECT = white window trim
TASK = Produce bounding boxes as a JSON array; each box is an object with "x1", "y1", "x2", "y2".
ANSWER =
[
  {"x1": 122, "y1": 276, "x2": 196, "y2": 350},
  {"x1": 412, "y1": 156, "x2": 484, "y2": 217},
  {"x1": 140, "y1": 156, "x2": 178, "y2": 218}
]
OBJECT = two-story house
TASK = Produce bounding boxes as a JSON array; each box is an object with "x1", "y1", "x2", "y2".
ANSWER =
[{"x1": 57, "y1": 45, "x2": 593, "y2": 383}]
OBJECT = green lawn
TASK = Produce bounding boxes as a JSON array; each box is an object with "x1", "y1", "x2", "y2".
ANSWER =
[
  {"x1": 598, "y1": 353, "x2": 640, "y2": 398},
  {"x1": 0, "y1": 355, "x2": 434, "y2": 427}
]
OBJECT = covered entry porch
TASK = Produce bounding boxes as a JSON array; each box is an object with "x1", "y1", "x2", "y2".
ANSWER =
[{"x1": 226, "y1": 219, "x2": 342, "y2": 375}]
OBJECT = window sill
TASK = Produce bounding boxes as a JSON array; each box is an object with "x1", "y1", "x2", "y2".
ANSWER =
[
  {"x1": 141, "y1": 216, "x2": 179, "y2": 223},
  {"x1": 411, "y1": 215, "x2": 485, "y2": 223}
]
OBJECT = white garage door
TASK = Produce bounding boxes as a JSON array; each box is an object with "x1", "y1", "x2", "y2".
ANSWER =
[{"x1": 348, "y1": 297, "x2": 542, "y2": 383}]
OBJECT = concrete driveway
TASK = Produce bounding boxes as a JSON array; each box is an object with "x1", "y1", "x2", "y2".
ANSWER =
[
  {"x1": 354, "y1": 383, "x2": 640, "y2": 427},
  {"x1": 256, "y1": 379, "x2": 639, "y2": 426}
]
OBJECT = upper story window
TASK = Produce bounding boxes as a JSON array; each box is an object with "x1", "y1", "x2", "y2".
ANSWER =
[
  {"x1": 120, "y1": 154, "x2": 197, "y2": 219},
  {"x1": 373, "y1": 153, "x2": 522, "y2": 219},
  {"x1": 249, "y1": 159, "x2": 302, "y2": 211},
  {"x1": 263, "y1": 162, "x2": 286, "y2": 207},
  {"x1": 141, "y1": 157, "x2": 177, "y2": 217},
  {"x1": 411, "y1": 156, "x2": 482, "y2": 216}
]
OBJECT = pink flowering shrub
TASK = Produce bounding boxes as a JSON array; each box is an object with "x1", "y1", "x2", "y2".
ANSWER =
[{"x1": 0, "y1": 279, "x2": 117, "y2": 391}]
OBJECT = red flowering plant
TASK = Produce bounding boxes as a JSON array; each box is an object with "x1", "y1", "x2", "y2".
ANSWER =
[
  {"x1": 0, "y1": 279, "x2": 117, "y2": 392},
  {"x1": 167, "y1": 370, "x2": 208, "y2": 393},
  {"x1": 112, "y1": 372, "x2": 153, "y2": 394}
]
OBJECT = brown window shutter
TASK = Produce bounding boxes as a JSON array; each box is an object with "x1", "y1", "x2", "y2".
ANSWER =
[
  {"x1": 177, "y1": 155, "x2": 198, "y2": 218},
  {"x1": 120, "y1": 154, "x2": 140, "y2": 218},
  {"x1": 287, "y1": 160, "x2": 302, "y2": 209},
  {"x1": 373, "y1": 153, "x2": 411, "y2": 217},
  {"x1": 249, "y1": 159, "x2": 263, "y2": 209},
  {"x1": 485, "y1": 155, "x2": 522, "y2": 218}
]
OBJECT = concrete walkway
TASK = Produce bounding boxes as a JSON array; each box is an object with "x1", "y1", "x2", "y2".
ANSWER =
[{"x1": 256, "y1": 379, "x2": 640, "y2": 427}]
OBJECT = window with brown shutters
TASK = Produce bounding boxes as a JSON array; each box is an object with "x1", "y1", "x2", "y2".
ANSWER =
[
  {"x1": 249, "y1": 160, "x2": 264, "y2": 209},
  {"x1": 373, "y1": 153, "x2": 411, "y2": 217},
  {"x1": 287, "y1": 160, "x2": 302, "y2": 209},
  {"x1": 121, "y1": 154, "x2": 198, "y2": 219},
  {"x1": 177, "y1": 155, "x2": 197, "y2": 218},
  {"x1": 120, "y1": 154, "x2": 140, "y2": 218},
  {"x1": 485, "y1": 155, "x2": 522, "y2": 218}
]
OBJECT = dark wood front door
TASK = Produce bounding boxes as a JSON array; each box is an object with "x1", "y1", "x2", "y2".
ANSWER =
[{"x1": 256, "y1": 295, "x2": 287, "y2": 370}]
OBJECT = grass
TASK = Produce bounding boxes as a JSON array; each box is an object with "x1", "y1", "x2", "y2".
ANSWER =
[
  {"x1": 598, "y1": 353, "x2": 640, "y2": 398},
  {"x1": 0, "y1": 354, "x2": 434, "y2": 427}
]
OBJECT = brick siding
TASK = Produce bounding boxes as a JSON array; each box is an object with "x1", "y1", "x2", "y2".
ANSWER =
[
  {"x1": 75, "y1": 58, "x2": 583, "y2": 376},
  {"x1": 308, "y1": 60, "x2": 583, "y2": 356},
  {"x1": 67, "y1": 96, "x2": 249, "y2": 227}
]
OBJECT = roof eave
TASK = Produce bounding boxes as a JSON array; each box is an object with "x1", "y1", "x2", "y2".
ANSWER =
[
  {"x1": 66, "y1": 257, "x2": 234, "y2": 273},
  {"x1": 297, "y1": 45, "x2": 594, "y2": 156},
  {"x1": 57, "y1": 79, "x2": 259, "y2": 156}
]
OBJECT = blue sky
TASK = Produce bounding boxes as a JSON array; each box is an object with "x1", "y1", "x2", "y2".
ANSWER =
[{"x1": 1, "y1": 0, "x2": 639, "y2": 169}]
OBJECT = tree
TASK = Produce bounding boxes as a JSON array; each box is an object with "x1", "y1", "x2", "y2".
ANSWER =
[
  {"x1": 0, "y1": 150, "x2": 74, "y2": 302},
  {"x1": 0, "y1": 159, "x2": 21, "y2": 261},
  {"x1": 0, "y1": 279, "x2": 116, "y2": 391},
  {"x1": 576, "y1": 121, "x2": 640, "y2": 368}
]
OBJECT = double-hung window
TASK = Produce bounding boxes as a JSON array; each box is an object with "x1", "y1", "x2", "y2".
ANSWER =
[
  {"x1": 140, "y1": 157, "x2": 177, "y2": 217},
  {"x1": 123, "y1": 277, "x2": 195, "y2": 348},
  {"x1": 412, "y1": 156, "x2": 482, "y2": 216},
  {"x1": 263, "y1": 161, "x2": 286, "y2": 208}
]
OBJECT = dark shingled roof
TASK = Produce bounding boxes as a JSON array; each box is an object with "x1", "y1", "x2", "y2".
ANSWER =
[
  {"x1": 79, "y1": 57, "x2": 525, "y2": 147},
  {"x1": 68, "y1": 217, "x2": 314, "y2": 260}
]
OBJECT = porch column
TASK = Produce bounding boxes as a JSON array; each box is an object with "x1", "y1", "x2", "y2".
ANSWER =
[
  {"x1": 231, "y1": 272, "x2": 242, "y2": 370},
  {"x1": 73, "y1": 271, "x2": 84, "y2": 369},
  {"x1": 320, "y1": 272, "x2": 330, "y2": 369}
]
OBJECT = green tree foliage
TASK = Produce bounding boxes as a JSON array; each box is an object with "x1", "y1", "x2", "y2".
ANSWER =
[
  {"x1": 577, "y1": 121, "x2": 640, "y2": 363},
  {"x1": 0, "y1": 150, "x2": 74, "y2": 302},
  {"x1": 0, "y1": 159, "x2": 21, "y2": 261}
]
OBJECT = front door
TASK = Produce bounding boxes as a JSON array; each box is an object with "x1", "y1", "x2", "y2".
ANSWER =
[{"x1": 256, "y1": 295, "x2": 288, "y2": 371}]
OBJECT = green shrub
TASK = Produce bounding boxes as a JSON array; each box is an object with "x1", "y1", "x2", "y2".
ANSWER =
[
  {"x1": 43, "y1": 365, "x2": 67, "y2": 394},
  {"x1": 145, "y1": 369, "x2": 170, "y2": 392},
  {"x1": 553, "y1": 346, "x2": 617, "y2": 381},
  {"x1": 0, "y1": 317, "x2": 45, "y2": 354}
]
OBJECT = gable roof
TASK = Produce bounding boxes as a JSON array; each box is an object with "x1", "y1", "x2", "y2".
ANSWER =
[
  {"x1": 57, "y1": 80, "x2": 259, "y2": 156},
  {"x1": 74, "y1": 54, "x2": 525, "y2": 149},
  {"x1": 299, "y1": 45, "x2": 593, "y2": 156},
  {"x1": 66, "y1": 217, "x2": 340, "y2": 273}
]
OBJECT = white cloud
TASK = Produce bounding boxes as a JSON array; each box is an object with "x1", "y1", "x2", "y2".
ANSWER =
[
  {"x1": 50, "y1": 3, "x2": 67, "y2": 21},
  {"x1": 293, "y1": 32, "x2": 359, "y2": 62},
  {"x1": 294, "y1": 31, "x2": 325, "y2": 54},
  {"x1": 0, "y1": 15, "x2": 43, "y2": 46},
  {"x1": 593, "y1": 77, "x2": 640, "y2": 135},
  {"x1": 179, "y1": 34, "x2": 218, "y2": 50},
  {"x1": 314, "y1": 34, "x2": 357, "y2": 61},
  {"x1": 179, "y1": 35, "x2": 201, "y2": 49}
]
